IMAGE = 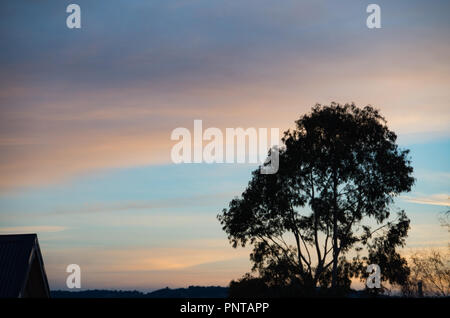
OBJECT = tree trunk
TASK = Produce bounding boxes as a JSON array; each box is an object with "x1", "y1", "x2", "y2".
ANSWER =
[
  {"x1": 331, "y1": 173, "x2": 339, "y2": 290},
  {"x1": 331, "y1": 213, "x2": 338, "y2": 289}
]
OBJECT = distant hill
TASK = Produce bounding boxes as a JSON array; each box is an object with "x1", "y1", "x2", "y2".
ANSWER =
[{"x1": 51, "y1": 286, "x2": 228, "y2": 298}]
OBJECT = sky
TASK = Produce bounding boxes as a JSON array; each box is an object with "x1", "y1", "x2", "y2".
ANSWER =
[{"x1": 0, "y1": 0, "x2": 449, "y2": 291}]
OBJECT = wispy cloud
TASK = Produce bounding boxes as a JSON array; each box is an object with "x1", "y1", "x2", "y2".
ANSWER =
[
  {"x1": 46, "y1": 193, "x2": 235, "y2": 216},
  {"x1": 44, "y1": 244, "x2": 251, "y2": 290},
  {"x1": 402, "y1": 193, "x2": 450, "y2": 207},
  {"x1": 0, "y1": 1, "x2": 449, "y2": 191},
  {"x1": 0, "y1": 225, "x2": 67, "y2": 234}
]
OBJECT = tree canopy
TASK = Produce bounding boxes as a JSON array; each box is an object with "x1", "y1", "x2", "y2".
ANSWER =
[{"x1": 218, "y1": 103, "x2": 415, "y2": 295}]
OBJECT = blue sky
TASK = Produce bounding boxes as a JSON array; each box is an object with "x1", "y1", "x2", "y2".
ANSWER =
[{"x1": 0, "y1": 0, "x2": 449, "y2": 290}]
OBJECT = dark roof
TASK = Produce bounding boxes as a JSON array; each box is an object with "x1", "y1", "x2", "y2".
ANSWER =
[{"x1": 0, "y1": 234, "x2": 50, "y2": 298}]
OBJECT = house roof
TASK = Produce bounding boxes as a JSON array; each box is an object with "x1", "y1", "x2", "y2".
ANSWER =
[{"x1": 0, "y1": 234, "x2": 50, "y2": 298}]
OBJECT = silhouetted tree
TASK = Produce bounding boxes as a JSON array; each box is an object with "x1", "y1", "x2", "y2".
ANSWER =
[
  {"x1": 353, "y1": 212, "x2": 411, "y2": 295},
  {"x1": 439, "y1": 210, "x2": 450, "y2": 232},
  {"x1": 402, "y1": 249, "x2": 450, "y2": 297},
  {"x1": 218, "y1": 103, "x2": 415, "y2": 295}
]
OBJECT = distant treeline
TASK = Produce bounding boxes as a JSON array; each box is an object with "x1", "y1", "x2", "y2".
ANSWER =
[{"x1": 51, "y1": 286, "x2": 228, "y2": 298}]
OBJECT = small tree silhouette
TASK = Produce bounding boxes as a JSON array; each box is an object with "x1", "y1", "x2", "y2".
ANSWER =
[
  {"x1": 403, "y1": 249, "x2": 450, "y2": 297},
  {"x1": 218, "y1": 103, "x2": 415, "y2": 295}
]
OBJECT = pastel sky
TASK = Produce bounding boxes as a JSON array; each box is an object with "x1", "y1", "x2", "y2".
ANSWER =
[{"x1": 0, "y1": 0, "x2": 449, "y2": 291}]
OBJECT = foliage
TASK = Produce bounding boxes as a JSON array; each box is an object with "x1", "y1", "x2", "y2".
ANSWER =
[
  {"x1": 402, "y1": 249, "x2": 450, "y2": 297},
  {"x1": 218, "y1": 103, "x2": 415, "y2": 295}
]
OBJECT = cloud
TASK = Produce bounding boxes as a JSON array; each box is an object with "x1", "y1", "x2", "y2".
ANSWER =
[
  {"x1": 0, "y1": 225, "x2": 66, "y2": 234},
  {"x1": 404, "y1": 223, "x2": 449, "y2": 249},
  {"x1": 44, "y1": 193, "x2": 235, "y2": 216},
  {"x1": 402, "y1": 193, "x2": 450, "y2": 207},
  {"x1": 0, "y1": 0, "x2": 449, "y2": 191},
  {"x1": 44, "y1": 244, "x2": 251, "y2": 290}
]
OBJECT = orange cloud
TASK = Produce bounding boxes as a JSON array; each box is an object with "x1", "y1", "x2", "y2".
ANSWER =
[
  {"x1": 0, "y1": 225, "x2": 66, "y2": 234},
  {"x1": 1, "y1": 39, "x2": 449, "y2": 191},
  {"x1": 403, "y1": 194, "x2": 450, "y2": 207},
  {"x1": 44, "y1": 243, "x2": 251, "y2": 290}
]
